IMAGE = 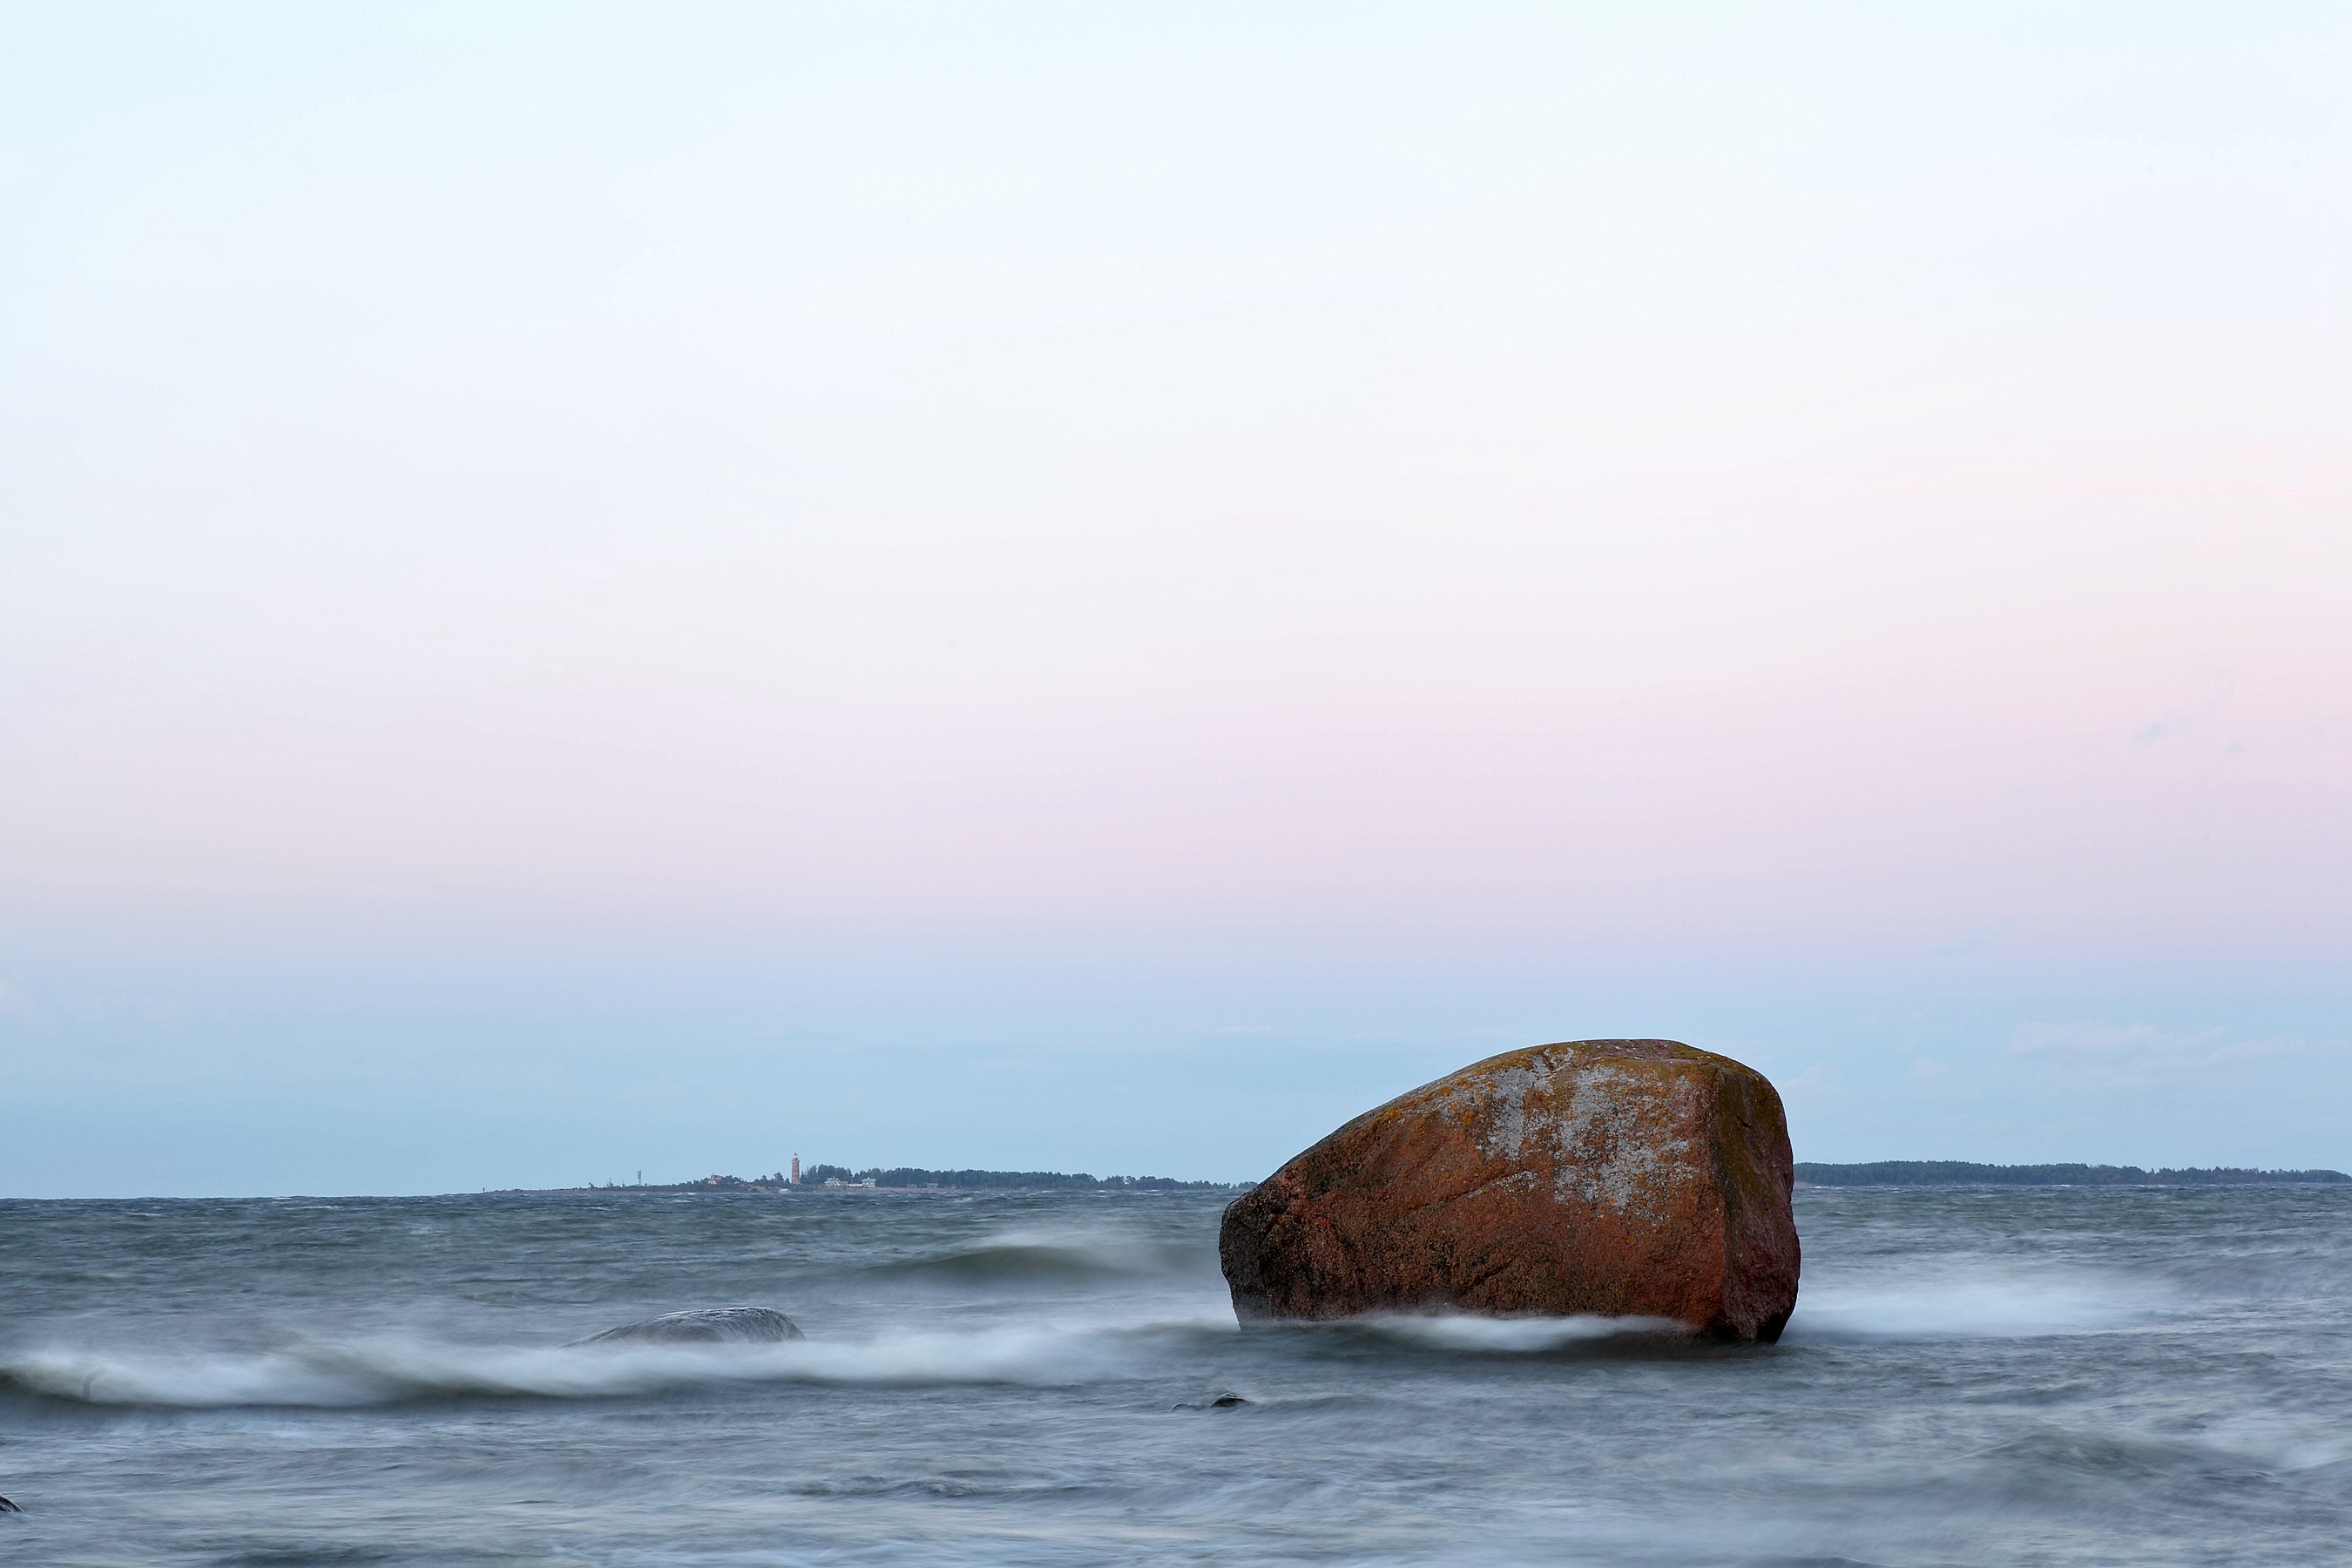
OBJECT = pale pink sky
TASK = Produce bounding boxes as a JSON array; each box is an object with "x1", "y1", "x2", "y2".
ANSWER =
[{"x1": 2, "y1": 3, "x2": 2348, "y2": 1193}]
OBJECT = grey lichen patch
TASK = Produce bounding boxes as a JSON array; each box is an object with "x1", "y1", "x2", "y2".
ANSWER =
[
  {"x1": 1543, "y1": 1067, "x2": 1693, "y2": 1213},
  {"x1": 1517, "y1": 1062, "x2": 1700, "y2": 1213},
  {"x1": 1441, "y1": 1050, "x2": 1702, "y2": 1213},
  {"x1": 1388, "y1": 1039, "x2": 1732, "y2": 1216},
  {"x1": 1463, "y1": 1064, "x2": 1545, "y2": 1159}
]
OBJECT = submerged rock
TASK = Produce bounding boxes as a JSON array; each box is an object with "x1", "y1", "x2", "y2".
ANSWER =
[
  {"x1": 575, "y1": 1307, "x2": 804, "y2": 1346},
  {"x1": 1172, "y1": 1393, "x2": 1251, "y2": 1410},
  {"x1": 1219, "y1": 1039, "x2": 1799, "y2": 1342}
]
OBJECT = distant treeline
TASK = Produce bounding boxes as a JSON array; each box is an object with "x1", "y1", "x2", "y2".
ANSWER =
[
  {"x1": 1795, "y1": 1161, "x2": 2349, "y2": 1187},
  {"x1": 798, "y1": 1164, "x2": 1227, "y2": 1191}
]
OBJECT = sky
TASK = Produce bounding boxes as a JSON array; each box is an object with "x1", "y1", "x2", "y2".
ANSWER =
[{"x1": 3, "y1": 2, "x2": 2349, "y2": 1197}]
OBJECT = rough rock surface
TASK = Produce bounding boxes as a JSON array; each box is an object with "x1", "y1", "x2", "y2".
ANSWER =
[
  {"x1": 575, "y1": 1307, "x2": 803, "y2": 1346},
  {"x1": 1219, "y1": 1039, "x2": 1799, "y2": 1342}
]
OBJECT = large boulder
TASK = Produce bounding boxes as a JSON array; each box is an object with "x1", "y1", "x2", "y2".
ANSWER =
[{"x1": 1219, "y1": 1039, "x2": 1799, "y2": 1342}]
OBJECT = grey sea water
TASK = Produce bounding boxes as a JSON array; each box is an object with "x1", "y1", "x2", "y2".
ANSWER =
[{"x1": 3, "y1": 1184, "x2": 2349, "y2": 1566}]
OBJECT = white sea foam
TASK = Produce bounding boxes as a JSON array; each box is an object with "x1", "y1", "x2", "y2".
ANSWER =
[
  {"x1": 0, "y1": 1319, "x2": 1220, "y2": 1409},
  {"x1": 14, "y1": 1276, "x2": 2168, "y2": 1409},
  {"x1": 0, "y1": 1301, "x2": 1706, "y2": 1408},
  {"x1": 1345, "y1": 1314, "x2": 1688, "y2": 1351},
  {"x1": 1786, "y1": 1268, "x2": 2172, "y2": 1342}
]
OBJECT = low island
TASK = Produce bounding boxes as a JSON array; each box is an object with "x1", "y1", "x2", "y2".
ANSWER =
[
  {"x1": 1794, "y1": 1161, "x2": 2347, "y2": 1186},
  {"x1": 549, "y1": 1166, "x2": 1239, "y2": 1194}
]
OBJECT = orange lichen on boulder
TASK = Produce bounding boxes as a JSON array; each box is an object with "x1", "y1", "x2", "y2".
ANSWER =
[{"x1": 1219, "y1": 1039, "x2": 1800, "y2": 1342}]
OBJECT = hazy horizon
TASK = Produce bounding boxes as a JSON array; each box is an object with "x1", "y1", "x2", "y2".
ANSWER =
[{"x1": 6, "y1": 3, "x2": 2349, "y2": 1198}]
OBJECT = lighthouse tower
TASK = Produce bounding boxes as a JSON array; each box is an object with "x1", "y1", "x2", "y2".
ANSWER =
[{"x1": 790, "y1": 1153, "x2": 801, "y2": 1186}]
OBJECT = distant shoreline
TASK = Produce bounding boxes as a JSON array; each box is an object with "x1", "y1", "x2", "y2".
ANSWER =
[
  {"x1": 1795, "y1": 1161, "x2": 2349, "y2": 1187},
  {"x1": 531, "y1": 1159, "x2": 2352, "y2": 1197},
  {"x1": 497, "y1": 1184, "x2": 1251, "y2": 1196},
  {"x1": 10, "y1": 1162, "x2": 2345, "y2": 1200},
  {"x1": 509, "y1": 1167, "x2": 1248, "y2": 1197}
]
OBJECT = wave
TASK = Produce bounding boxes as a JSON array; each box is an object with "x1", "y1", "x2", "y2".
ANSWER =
[
  {"x1": 1322, "y1": 1314, "x2": 1692, "y2": 1353},
  {"x1": 1975, "y1": 1428, "x2": 2291, "y2": 1484},
  {"x1": 0, "y1": 1317, "x2": 1232, "y2": 1409},
  {"x1": 1785, "y1": 1269, "x2": 2173, "y2": 1343},
  {"x1": 855, "y1": 1231, "x2": 1213, "y2": 1291},
  {"x1": 3, "y1": 1263, "x2": 2186, "y2": 1410},
  {"x1": 0, "y1": 1307, "x2": 1695, "y2": 1409}
]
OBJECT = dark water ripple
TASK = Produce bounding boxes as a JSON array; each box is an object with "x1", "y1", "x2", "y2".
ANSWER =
[{"x1": 1, "y1": 1186, "x2": 2348, "y2": 1565}]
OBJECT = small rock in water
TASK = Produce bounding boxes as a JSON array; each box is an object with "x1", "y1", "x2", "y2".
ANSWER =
[
  {"x1": 1220, "y1": 1038, "x2": 1800, "y2": 1342},
  {"x1": 575, "y1": 1307, "x2": 803, "y2": 1346}
]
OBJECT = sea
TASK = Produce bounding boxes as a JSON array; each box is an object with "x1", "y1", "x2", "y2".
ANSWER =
[{"x1": 3, "y1": 1184, "x2": 2348, "y2": 1567}]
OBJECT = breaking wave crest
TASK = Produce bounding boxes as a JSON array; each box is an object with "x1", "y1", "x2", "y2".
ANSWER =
[
  {"x1": 3, "y1": 1310, "x2": 1702, "y2": 1409},
  {"x1": 0, "y1": 1322, "x2": 1207, "y2": 1409},
  {"x1": 1323, "y1": 1315, "x2": 1692, "y2": 1352},
  {"x1": 1786, "y1": 1268, "x2": 2175, "y2": 1342},
  {"x1": 0, "y1": 1254, "x2": 2199, "y2": 1411}
]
